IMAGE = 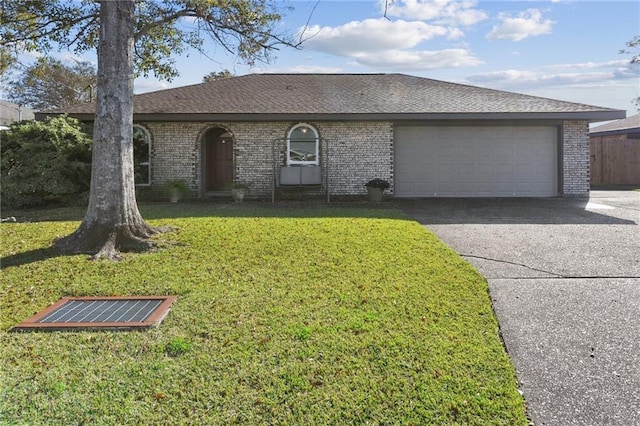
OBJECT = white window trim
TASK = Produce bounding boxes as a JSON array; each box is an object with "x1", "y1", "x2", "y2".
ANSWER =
[
  {"x1": 133, "y1": 124, "x2": 152, "y2": 186},
  {"x1": 286, "y1": 123, "x2": 319, "y2": 166}
]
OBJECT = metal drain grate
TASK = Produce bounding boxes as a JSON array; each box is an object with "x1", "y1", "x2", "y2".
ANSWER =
[{"x1": 12, "y1": 296, "x2": 177, "y2": 331}]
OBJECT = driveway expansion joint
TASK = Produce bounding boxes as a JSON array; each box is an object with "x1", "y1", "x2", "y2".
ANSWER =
[
  {"x1": 490, "y1": 276, "x2": 640, "y2": 280},
  {"x1": 460, "y1": 254, "x2": 564, "y2": 278}
]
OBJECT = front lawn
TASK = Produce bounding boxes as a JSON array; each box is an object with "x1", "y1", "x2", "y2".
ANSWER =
[{"x1": 0, "y1": 203, "x2": 527, "y2": 425}]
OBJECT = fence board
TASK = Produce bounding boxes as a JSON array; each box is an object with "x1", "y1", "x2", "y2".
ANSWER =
[{"x1": 590, "y1": 135, "x2": 640, "y2": 185}]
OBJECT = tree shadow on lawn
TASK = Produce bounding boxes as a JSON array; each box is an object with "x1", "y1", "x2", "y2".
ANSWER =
[
  {"x1": 142, "y1": 200, "x2": 407, "y2": 220},
  {"x1": 1, "y1": 247, "x2": 64, "y2": 269},
  {"x1": 1, "y1": 201, "x2": 408, "y2": 268},
  {"x1": 4, "y1": 200, "x2": 408, "y2": 223},
  {"x1": 6, "y1": 196, "x2": 637, "y2": 225}
]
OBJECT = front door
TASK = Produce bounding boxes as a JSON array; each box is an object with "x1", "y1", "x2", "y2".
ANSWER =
[{"x1": 205, "y1": 130, "x2": 234, "y2": 191}]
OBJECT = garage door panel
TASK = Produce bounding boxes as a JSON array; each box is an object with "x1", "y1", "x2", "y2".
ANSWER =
[
  {"x1": 396, "y1": 180, "x2": 436, "y2": 195},
  {"x1": 395, "y1": 126, "x2": 557, "y2": 197},
  {"x1": 494, "y1": 145, "x2": 515, "y2": 162},
  {"x1": 415, "y1": 182, "x2": 437, "y2": 193},
  {"x1": 489, "y1": 181, "x2": 515, "y2": 193},
  {"x1": 453, "y1": 163, "x2": 474, "y2": 175},
  {"x1": 514, "y1": 163, "x2": 535, "y2": 182},
  {"x1": 474, "y1": 147, "x2": 495, "y2": 162},
  {"x1": 440, "y1": 181, "x2": 475, "y2": 194},
  {"x1": 452, "y1": 148, "x2": 475, "y2": 162}
]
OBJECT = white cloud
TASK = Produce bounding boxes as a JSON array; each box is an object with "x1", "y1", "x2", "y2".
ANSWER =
[
  {"x1": 59, "y1": 52, "x2": 96, "y2": 66},
  {"x1": 469, "y1": 69, "x2": 610, "y2": 86},
  {"x1": 134, "y1": 80, "x2": 171, "y2": 94},
  {"x1": 543, "y1": 60, "x2": 630, "y2": 71},
  {"x1": 466, "y1": 61, "x2": 638, "y2": 90},
  {"x1": 383, "y1": 0, "x2": 488, "y2": 26},
  {"x1": 20, "y1": 50, "x2": 43, "y2": 60},
  {"x1": 299, "y1": 18, "x2": 480, "y2": 71},
  {"x1": 302, "y1": 19, "x2": 457, "y2": 56},
  {"x1": 486, "y1": 9, "x2": 554, "y2": 42},
  {"x1": 354, "y1": 48, "x2": 482, "y2": 70}
]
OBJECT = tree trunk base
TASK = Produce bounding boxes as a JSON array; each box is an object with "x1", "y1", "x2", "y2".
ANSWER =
[{"x1": 55, "y1": 221, "x2": 165, "y2": 260}]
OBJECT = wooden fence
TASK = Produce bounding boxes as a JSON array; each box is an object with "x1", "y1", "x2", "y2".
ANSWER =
[{"x1": 590, "y1": 135, "x2": 640, "y2": 185}]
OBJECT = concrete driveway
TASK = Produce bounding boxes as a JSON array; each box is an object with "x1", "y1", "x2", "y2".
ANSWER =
[{"x1": 396, "y1": 191, "x2": 640, "y2": 426}]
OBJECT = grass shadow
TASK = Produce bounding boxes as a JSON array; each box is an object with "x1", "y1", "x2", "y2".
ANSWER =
[
  {"x1": 3, "y1": 200, "x2": 408, "y2": 223},
  {"x1": 1, "y1": 202, "x2": 409, "y2": 268},
  {"x1": 142, "y1": 200, "x2": 406, "y2": 220},
  {"x1": 1, "y1": 247, "x2": 65, "y2": 269}
]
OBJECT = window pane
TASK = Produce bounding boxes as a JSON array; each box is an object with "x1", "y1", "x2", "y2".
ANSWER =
[
  {"x1": 290, "y1": 126, "x2": 316, "y2": 140},
  {"x1": 135, "y1": 164, "x2": 149, "y2": 185},
  {"x1": 133, "y1": 126, "x2": 150, "y2": 184},
  {"x1": 289, "y1": 140, "x2": 316, "y2": 162}
]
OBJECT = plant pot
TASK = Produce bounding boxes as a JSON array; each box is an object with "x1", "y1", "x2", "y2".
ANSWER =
[
  {"x1": 367, "y1": 186, "x2": 384, "y2": 203},
  {"x1": 231, "y1": 188, "x2": 246, "y2": 202},
  {"x1": 169, "y1": 189, "x2": 181, "y2": 203},
  {"x1": 164, "y1": 179, "x2": 189, "y2": 203}
]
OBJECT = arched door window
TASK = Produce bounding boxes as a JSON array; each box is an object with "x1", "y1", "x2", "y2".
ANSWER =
[
  {"x1": 133, "y1": 125, "x2": 151, "y2": 185},
  {"x1": 287, "y1": 124, "x2": 319, "y2": 165}
]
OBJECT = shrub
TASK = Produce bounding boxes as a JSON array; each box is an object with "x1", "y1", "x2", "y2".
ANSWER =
[
  {"x1": 164, "y1": 179, "x2": 190, "y2": 202},
  {"x1": 1, "y1": 116, "x2": 92, "y2": 208},
  {"x1": 365, "y1": 178, "x2": 390, "y2": 189}
]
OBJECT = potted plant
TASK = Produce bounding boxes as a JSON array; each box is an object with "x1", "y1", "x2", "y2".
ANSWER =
[
  {"x1": 225, "y1": 182, "x2": 249, "y2": 202},
  {"x1": 365, "y1": 178, "x2": 390, "y2": 203},
  {"x1": 164, "y1": 179, "x2": 190, "y2": 203}
]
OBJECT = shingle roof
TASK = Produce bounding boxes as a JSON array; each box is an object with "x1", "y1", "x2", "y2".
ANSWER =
[
  {"x1": 43, "y1": 73, "x2": 624, "y2": 122},
  {"x1": 590, "y1": 113, "x2": 640, "y2": 135},
  {"x1": 1, "y1": 100, "x2": 36, "y2": 126}
]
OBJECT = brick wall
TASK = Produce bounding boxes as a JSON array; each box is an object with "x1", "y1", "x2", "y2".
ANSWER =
[
  {"x1": 143, "y1": 119, "x2": 589, "y2": 198},
  {"x1": 319, "y1": 122, "x2": 394, "y2": 196},
  {"x1": 562, "y1": 120, "x2": 590, "y2": 196},
  {"x1": 143, "y1": 121, "x2": 394, "y2": 199},
  {"x1": 142, "y1": 122, "x2": 201, "y2": 197}
]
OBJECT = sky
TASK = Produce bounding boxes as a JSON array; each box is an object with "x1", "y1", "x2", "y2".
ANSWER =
[{"x1": 11, "y1": 0, "x2": 640, "y2": 119}]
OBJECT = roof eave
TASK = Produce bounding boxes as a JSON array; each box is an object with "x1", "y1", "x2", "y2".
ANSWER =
[
  {"x1": 590, "y1": 128, "x2": 640, "y2": 137},
  {"x1": 37, "y1": 110, "x2": 626, "y2": 123}
]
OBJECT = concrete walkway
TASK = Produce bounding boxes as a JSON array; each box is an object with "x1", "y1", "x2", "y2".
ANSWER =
[{"x1": 396, "y1": 191, "x2": 640, "y2": 426}]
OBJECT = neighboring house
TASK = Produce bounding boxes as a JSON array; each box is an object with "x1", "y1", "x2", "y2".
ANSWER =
[
  {"x1": 38, "y1": 73, "x2": 624, "y2": 199},
  {"x1": 0, "y1": 100, "x2": 35, "y2": 129},
  {"x1": 589, "y1": 114, "x2": 640, "y2": 186}
]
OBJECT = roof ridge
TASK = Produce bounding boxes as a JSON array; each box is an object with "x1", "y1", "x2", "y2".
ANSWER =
[{"x1": 39, "y1": 73, "x2": 626, "y2": 120}]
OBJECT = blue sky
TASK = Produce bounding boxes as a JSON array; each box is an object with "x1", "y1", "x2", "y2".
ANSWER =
[
  {"x1": 136, "y1": 0, "x2": 639, "y2": 118},
  {"x1": 12, "y1": 0, "x2": 640, "y2": 118}
]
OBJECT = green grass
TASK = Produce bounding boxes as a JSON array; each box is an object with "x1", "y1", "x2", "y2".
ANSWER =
[{"x1": 0, "y1": 202, "x2": 527, "y2": 425}]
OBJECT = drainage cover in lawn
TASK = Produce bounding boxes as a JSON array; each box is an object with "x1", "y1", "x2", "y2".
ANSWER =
[{"x1": 12, "y1": 296, "x2": 177, "y2": 331}]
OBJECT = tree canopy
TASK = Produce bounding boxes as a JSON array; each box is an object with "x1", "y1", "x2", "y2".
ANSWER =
[
  {"x1": 203, "y1": 69, "x2": 235, "y2": 82},
  {"x1": 620, "y1": 35, "x2": 640, "y2": 109},
  {"x1": 6, "y1": 57, "x2": 96, "y2": 110},
  {"x1": 1, "y1": 0, "x2": 297, "y2": 81}
]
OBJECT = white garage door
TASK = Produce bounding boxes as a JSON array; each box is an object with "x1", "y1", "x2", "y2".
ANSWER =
[{"x1": 394, "y1": 126, "x2": 558, "y2": 197}]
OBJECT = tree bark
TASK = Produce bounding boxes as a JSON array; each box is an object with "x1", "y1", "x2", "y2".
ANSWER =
[{"x1": 56, "y1": 0, "x2": 160, "y2": 260}]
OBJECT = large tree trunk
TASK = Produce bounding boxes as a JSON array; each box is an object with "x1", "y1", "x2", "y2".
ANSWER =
[{"x1": 56, "y1": 0, "x2": 160, "y2": 260}]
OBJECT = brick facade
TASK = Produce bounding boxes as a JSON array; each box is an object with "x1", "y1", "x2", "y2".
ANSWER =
[
  {"x1": 142, "y1": 121, "x2": 394, "y2": 199},
  {"x1": 561, "y1": 120, "x2": 590, "y2": 196},
  {"x1": 140, "y1": 119, "x2": 590, "y2": 199}
]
